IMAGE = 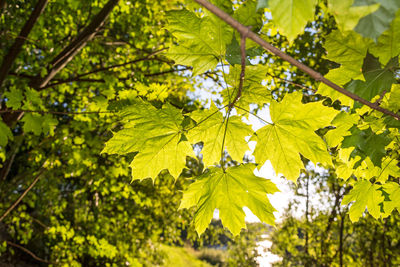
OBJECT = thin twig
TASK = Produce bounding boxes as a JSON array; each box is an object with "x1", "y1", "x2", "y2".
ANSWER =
[
  {"x1": 234, "y1": 105, "x2": 273, "y2": 125},
  {"x1": 193, "y1": 0, "x2": 400, "y2": 121},
  {"x1": 0, "y1": 109, "x2": 115, "y2": 115},
  {"x1": 185, "y1": 104, "x2": 228, "y2": 132},
  {"x1": 267, "y1": 73, "x2": 314, "y2": 91},
  {"x1": 74, "y1": 48, "x2": 167, "y2": 79},
  {"x1": 0, "y1": 169, "x2": 45, "y2": 222},
  {"x1": 6, "y1": 241, "x2": 53, "y2": 264}
]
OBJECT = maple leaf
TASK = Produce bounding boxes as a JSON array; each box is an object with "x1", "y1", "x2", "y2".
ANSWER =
[
  {"x1": 342, "y1": 179, "x2": 384, "y2": 222},
  {"x1": 346, "y1": 53, "x2": 397, "y2": 105},
  {"x1": 103, "y1": 99, "x2": 195, "y2": 180},
  {"x1": 268, "y1": 0, "x2": 318, "y2": 42},
  {"x1": 0, "y1": 121, "x2": 12, "y2": 147},
  {"x1": 328, "y1": 0, "x2": 379, "y2": 32},
  {"x1": 253, "y1": 92, "x2": 338, "y2": 182},
  {"x1": 341, "y1": 126, "x2": 390, "y2": 168},
  {"x1": 353, "y1": 157, "x2": 400, "y2": 183},
  {"x1": 382, "y1": 182, "x2": 400, "y2": 216},
  {"x1": 180, "y1": 164, "x2": 279, "y2": 235},
  {"x1": 353, "y1": 0, "x2": 400, "y2": 40},
  {"x1": 325, "y1": 111, "x2": 359, "y2": 148},
  {"x1": 324, "y1": 30, "x2": 372, "y2": 74},
  {"x1": 4, "y1": 88, "x2": 24, "y2": 110},
  {"x1": 370, "y1": 10, "x2": 400, "y2": 64},
  {"x1": 166, "y1": 9, "x2": 232, "y2": 75},
  {"x1": 187, "y1": 105, "x2": 253, "y2": 166}
]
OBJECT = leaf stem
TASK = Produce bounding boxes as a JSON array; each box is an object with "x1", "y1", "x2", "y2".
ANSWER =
[
  {"x1": 229, "y1": 30, "x2": 249, "y2": 108},
  {"x1": 185, "y1": 104, "x2": 228, "y2": 132},
  {"x1": 234, "y1": 105, "x2": 273, "y2": 125},
  {"x1": 220, "y1": 108, "x2": 231, "y2": 170}
]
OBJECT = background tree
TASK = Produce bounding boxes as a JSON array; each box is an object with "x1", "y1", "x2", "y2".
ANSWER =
[
  {"x1": 270, "y1": 167, "x2": 400, "y2": 266},
  {"x1": 0, "y1": 0, "x2": 266, "y2": 266}
]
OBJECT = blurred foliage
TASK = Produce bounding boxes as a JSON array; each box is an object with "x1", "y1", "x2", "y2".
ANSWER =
[
  {"x1": 0, "y1": 0, "x2": 266, "y2": 265},
  {"x1": 270, "y1": 167, "x2": 400, "y2": 266}
]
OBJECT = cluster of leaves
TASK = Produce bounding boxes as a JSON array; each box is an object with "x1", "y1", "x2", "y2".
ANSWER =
[
  {"x1": 0, "y1": 0, "x2": 268, "y2": 265},
  {"x1": 104, "y1": 0, "x2": 400, "y2": 235}
]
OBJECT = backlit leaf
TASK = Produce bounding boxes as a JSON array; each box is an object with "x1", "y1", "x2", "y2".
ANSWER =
[
  {"x1": 342, "y1": 179, "x2": 384, "y2": 222},
  {"x1": 268, "y1": 0, "x2": 318, "y2": 42},
  {"x1": 180, "y1": 164, "x2": 278, "y2": 235},
  {"x1": 253, "y1": 92, "x2": 338, "y2": 181}
]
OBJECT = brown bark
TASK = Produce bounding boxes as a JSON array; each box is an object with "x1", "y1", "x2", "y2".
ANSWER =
[
  {"x1": 0, "y1": 0, "x2": 49, "y2": 90},
  {"x1": 32, "y1": 0, "x2": 120, "y2": 89}
]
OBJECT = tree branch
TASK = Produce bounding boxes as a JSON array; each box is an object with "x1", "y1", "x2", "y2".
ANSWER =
[
  {"x1": 73, "y1": 48, "x2": 167, "y2": 79},
  {"x1": 0, "y1": 168, "x2": 45, "y2": 222},
  {"x1": 267, "y1": 73, "x2": 314, "y2": 91},
  {"x1": 0, "y1": 0, "x2": 48, "y2": 90},
  {"x1": 194, "y1": 0, "x2": 400, "y2": 121},
  {"x1": 32, "y1": 0, "x2": 120, "y2": 89},
  {"x1": 6, "y1": 241, "x2": 52, "y2": 264}
]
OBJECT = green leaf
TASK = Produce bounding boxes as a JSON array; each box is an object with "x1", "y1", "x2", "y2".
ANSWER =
[
  {"x1": 370, "y1": 10, "x2": 400, "y2": 64},
  {"x1": 268, "y1": 0, "x2": 318, "y2": 42},
  {"x1": 22, "y1": 114, "x2": 44, "y2": 135},
  {"x1": 324, "y1": 30, "x2": 372, "y2": 74},
  {"x1": 233, "y1": 0, "x2": 262, "y2": 30},
  {"x1": 4, "y1": 88, "x2": 24, "y2": 109},
  {"x1": 342, "y1": 179, "x2": 384, "y2": 222},
  {"x1": 346, "y1": 53, "x2": 397, "y2": 105},
  {"x1": 21, "y1": 113, "x2": 58, "y2": 136},
  {"x1": 370, "y1": 157, "x2": 400, "y2": 183},
  {"x1": 180, "y1": 164, "x2": 279, "y2": 235},
  {"x1": 382, "y1": 182, "x2": 400, "y2": 215},
  {"x1": 384, "y1": 84, "x2": 400, "y2": 112},
  {"x1": 24, "y1": 88, "x2": 42, "y2": 109},
  {"x1": 187, "y1": 105, "x2": 252, "y2": 166},
  {"x1": 325, "y1": 111, "x2": 359, "y2": 148},
  {"x1": 318, "y1": 67, "x2": 359, "y2": 106},
  {"x1": 354, "y1": 0, "x2": 400, "y2": 40},
  {"x1": 225, "y1": 37, "x2": 264, "y2": 66},
  {"x1": 341, "y1": 126, "x2": 390, "y2": 167},
  {"x1": 103, "y1": 100, "x2": 195, "y2": 180},
  {"x1": 252, "y1": 92, "x2": 338, "y2": 181},
  {"x1": 166, "y1": 9, "x2": 233, "y2": 75},
  {"x1": 328, "y1": 0, "x2": 379, "y2": 32},
  {"x1": 256, "y1": 0, "x2": 268, "y2": 10},
  {"x1": 221, "y1": 65, "x2": 271, "y2": 110},
  {"x1": 0, "y1": 120, "x2": 13, "y2": 147}
]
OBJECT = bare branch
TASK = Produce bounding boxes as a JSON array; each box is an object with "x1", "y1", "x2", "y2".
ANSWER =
[
  {"x1": 6, "y1": 241, "x2": 53, "y2": 264},
  {"x1": 0, "y1": 0, "x2": 48, "y2": 90},
  {"x1": 194, "y1": 0, "x2": 400, "y2": 121},
  {"x1": 267, "y1": 73, "x2": 314, "y2": 91},
  {"x1": 0, "y1": 169, "x2": 45, "y2": 222},
  {"x1": 33, "y1": 0, "x2": 120, "y2": 89},
  {"x1": 74, "y1": 48, "x2": 167, "y2": 79}
]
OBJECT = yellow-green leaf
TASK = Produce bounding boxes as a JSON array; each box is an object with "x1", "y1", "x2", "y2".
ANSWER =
[
  {"x1": 253, "y1": 92, "x2": 338, "y2": 181},
  {"x1": 180, "y1": 164, "x2": 278, "y2": 235}
]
